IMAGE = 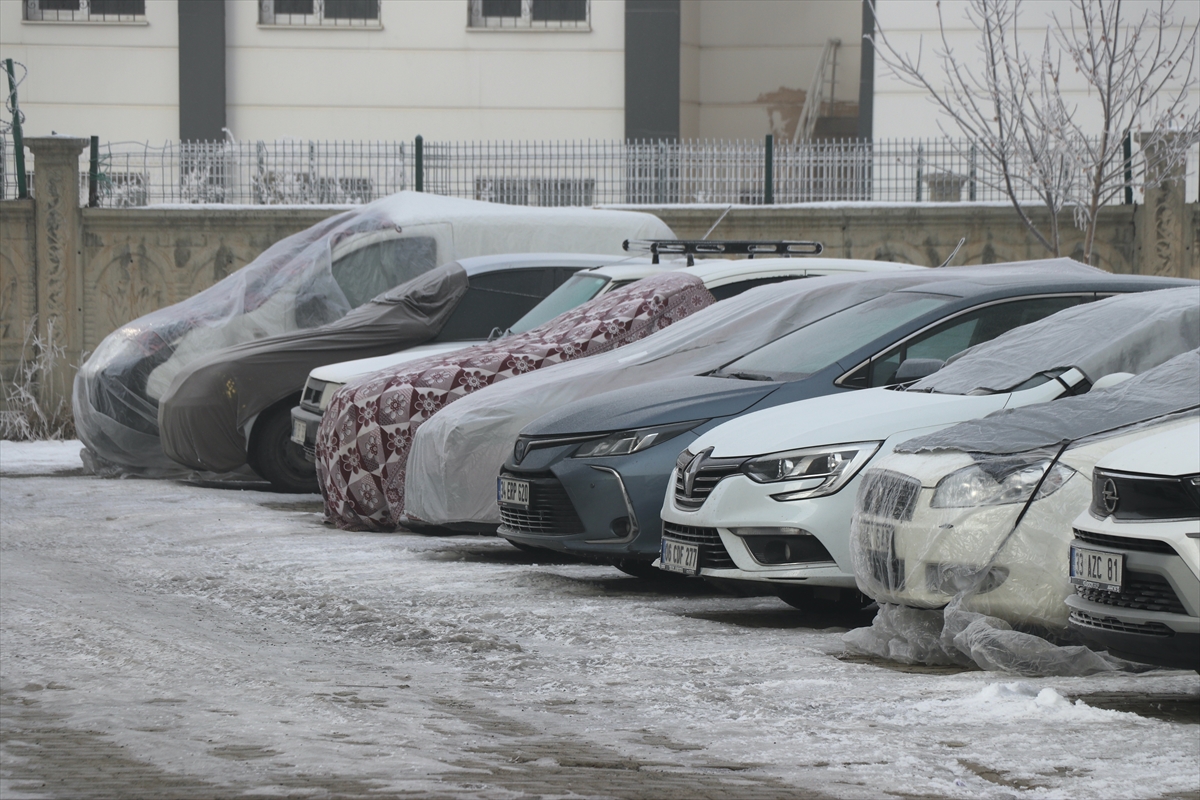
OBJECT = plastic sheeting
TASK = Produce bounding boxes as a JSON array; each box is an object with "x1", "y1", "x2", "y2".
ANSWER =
[
  {"x1": 73, "y1": 191, "x2": 673, "y2": 476},
  {"x1": 846, "y1": 354, "x2": 1200, "y2": 674},
  {"x1": 316, "y1": 272, "x2": 714, "y2": 530},
  {"x1": 911, "y1": 286, "x2": 1200, "y2": 395},
  {"x1": 899, "y1": 347, "x2": 1200, "y2": 455},
  {"x1": 158, "y1": 264, "x2": 469, "y2": 473},
  {"x1": 402, "y1": 262, "x2": 1092, "y2": 528}
]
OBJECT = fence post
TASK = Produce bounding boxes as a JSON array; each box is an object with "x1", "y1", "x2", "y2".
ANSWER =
[
  {"x1": 5, "y1": 58, "x2": 28, "y2": 199},
  {"x1": 88, "y1": 135, "x2": 100, "y2": 207},
  {"x1": 1123, "y1": 132, "x2": 1133, "y2": 205},
  {"x1": 915, "y1": 141, "x2": 923, "y2": 202},
  {"x1": 414, "y1": 135, "x2": 424, "y2": 192},
  {"x1": 764, "y1": 134, "x2": 774, "y2": 205},
  {"x1": 969, "y1": 143, "x2": 977, "y2": 202}
]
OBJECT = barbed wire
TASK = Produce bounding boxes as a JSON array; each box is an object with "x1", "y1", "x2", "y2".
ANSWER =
[{"x1": 1, "y1": 58, "x2": 28, "y2": 136}]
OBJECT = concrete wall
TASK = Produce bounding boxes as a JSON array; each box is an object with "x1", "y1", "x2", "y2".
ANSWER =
[{"x1": 2, "y1": 137, "x2": 1195, "y2": 417}]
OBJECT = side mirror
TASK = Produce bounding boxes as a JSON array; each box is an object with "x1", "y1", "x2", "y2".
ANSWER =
[{"x1": 894, "y1": 358, "x2": 945, "y2": 383}]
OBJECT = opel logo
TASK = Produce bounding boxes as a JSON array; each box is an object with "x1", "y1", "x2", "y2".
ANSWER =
[
  {"x1": 1101, "y1": 477, "x2": 1119, "y2": 514},
  {"x1": 683, "y1": 447, "x2": 712, "y2": 497}
]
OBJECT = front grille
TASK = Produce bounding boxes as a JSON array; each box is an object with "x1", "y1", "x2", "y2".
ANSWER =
[
  {"x1": 1073, "y1": 529, "x2": 1178, "y2": 555},
  {"x1": 300, "y1": 379, "x2": 327, "y2": 413},
  {"x1": 661, "y1": 521, "x2": 735, "y2": 569},
  {"x1": 1070, "y1": 609, "x2": 1174, "y2": 637},
  {"x1": 673, "y1": 458, "x2": 744, "y2": 510},
  {"x1": 1092, "y1": 469, "x2": 1200, "y2": 521},
  {"x1": 1074, "y1": 571, "x2": 1188, "y2": 615},
  {"x1": 858, "y1": 469, "x2": 922, "y2": 522},
  {"x1": 498, "y1": 472, "x2": 585, "y2": 535}
]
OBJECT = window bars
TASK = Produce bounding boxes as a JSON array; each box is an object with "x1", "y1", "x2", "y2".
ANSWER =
[
  {"x1": 468, "y1": 0, "x2": 590, "y2": 30},
  {"x1": 24, "y1": 0, "x2": 145, "y2": 22},
  {"x1": 259, "y1": 0, "x2": 381, "y2": 27}
]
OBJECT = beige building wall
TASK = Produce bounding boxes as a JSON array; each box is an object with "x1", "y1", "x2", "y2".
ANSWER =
[
  {"x1": 682, "y1": 0, "x2": 862, "y2": 140},
  {"x1": 224, "y1": 0, "x2": 627, "y2": 142},
  {"x1": 0, "y1": 0, "x2": 180, "y2": 142}
]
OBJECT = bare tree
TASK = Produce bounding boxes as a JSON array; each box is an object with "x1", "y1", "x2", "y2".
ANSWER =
[{"x1": 872, "y1": 0, "x2": 1198, "y2": 263}]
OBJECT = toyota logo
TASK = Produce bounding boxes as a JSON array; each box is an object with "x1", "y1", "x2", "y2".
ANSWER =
[{"x1": 1101, "y1": 477, "x2": 1119, "y2": 514}]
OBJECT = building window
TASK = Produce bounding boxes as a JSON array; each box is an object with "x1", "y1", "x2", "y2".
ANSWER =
[
  {"x1": 469, "y1": 0, "x2": 589, "y2": 30},
  {"x1": 24, "y1": 0, "x2": 146, "y2": 22},
  {"x1": 259, "y1": 0, "x2": 381, "y2": 27}
]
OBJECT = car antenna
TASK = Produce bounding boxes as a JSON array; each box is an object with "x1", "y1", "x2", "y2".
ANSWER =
[
  {"x1": 689, "y1": 205, "x2": 735, "y2": 266},
  {"x1": 937, "y1": 238, "x2": 966, "y2": 268}
]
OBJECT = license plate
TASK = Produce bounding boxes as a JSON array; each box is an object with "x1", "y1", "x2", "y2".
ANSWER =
[
  {"x1": 291, "y1": 418, "x2": 307, "y2": 445},
  {"x1": 660, "y1": 538, "x2": 700, "y2": 575},
  {"x1": 497, "y1": 476, "x2": 530, "y2": 509},
  {"x1": 1070, "y1": 545, "x2": 1124, "y2": 593},
  {"x1": 860, "y1": 520, "x2": 895, "y2": 552}
]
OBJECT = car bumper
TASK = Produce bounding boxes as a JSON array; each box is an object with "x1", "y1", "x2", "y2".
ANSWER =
[{"x1": 290, "y1": 405, "x2": 323, "y2": 462}]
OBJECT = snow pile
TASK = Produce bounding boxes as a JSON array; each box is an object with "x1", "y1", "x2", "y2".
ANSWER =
[{"x1": 0, "y1": 440, "x2": 84, "y2": 475}]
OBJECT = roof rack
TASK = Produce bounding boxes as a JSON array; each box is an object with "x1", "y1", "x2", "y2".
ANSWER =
[{"x1": 622, "y1": 239, "x2": 824, "y2": 264}]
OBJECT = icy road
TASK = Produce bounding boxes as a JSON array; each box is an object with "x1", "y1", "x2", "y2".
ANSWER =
[{"x1": 2, "y1": 442, "x2": 1197, "y2": 800}]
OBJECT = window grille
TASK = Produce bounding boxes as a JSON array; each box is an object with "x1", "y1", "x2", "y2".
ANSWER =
[
  {"x1": 468, "y1": 0, "x2": 589, "y2": 30},
  {"x1": 25, "y1": 0, "x2": 145, "y2": 22},
  {"x1": 259, "y1": 0, "x2": 380, "y2": 27}
]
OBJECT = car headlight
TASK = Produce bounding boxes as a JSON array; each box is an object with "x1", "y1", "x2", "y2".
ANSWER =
[
  {"x1": 930, "y1": 458, "x2": 1076, "y2": 508},
  {"x1": 570, "y1": 421, "x2": 703, "y2": 459},
  {"x1": 742, "y1": 441, "x2": 881, "y2": 501}
]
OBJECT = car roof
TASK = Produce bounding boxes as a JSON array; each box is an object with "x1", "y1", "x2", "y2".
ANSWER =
[
  {"x1": 455, "y1": 253, "x2": 656, "y2": 276},
  {"x1": 678, "y1": 257, "x2": 922, "y2": 283}
]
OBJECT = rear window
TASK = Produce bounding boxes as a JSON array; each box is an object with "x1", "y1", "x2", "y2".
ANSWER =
[{"x1": 331, "y1": 236, "x2": 438, "y2": 308}]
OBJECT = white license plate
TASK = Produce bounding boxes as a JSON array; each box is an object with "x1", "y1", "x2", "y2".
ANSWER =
[
  {"x1": 497, "y1": 476, "x2": 530, "y2": 509},
  {"x1": 1070, "y1": 545, "x2": 1124, "y2": 593},
  {"x1": 660, "y1": 538, "x2": 699, "y2": 575},
  {"x1": 291, "y1": 418, "x2": 307, "y2": 446}
]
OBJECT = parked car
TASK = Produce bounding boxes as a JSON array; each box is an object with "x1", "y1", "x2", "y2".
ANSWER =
[
  {"x1": 1066, "y1": 417, "x2": 1200, "y2": 670},
  {"x1": 497, "y1": 265, "x2": 1187, "y2": 574},
  {"x1": 655, "y1": 287, "x2": 1199, "y2": 605},
  {"x1": 290, "y1": 258, "x2": 682, "y2": 462},
  {"x1": 157, "y1": 253, "x2": 623, "y2": 492},
  {"x1": 74, "y1": 191, "x2": 673, "y2": 476},
  {"x1": 851, "y1": 352, "x2": 1198, "y2": 634},
  {"x1": 404, "y1": 259, "x2": 941, "y2": 531}
]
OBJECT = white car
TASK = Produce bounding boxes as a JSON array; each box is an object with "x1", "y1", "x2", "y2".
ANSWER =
[
  {"x1": 656, "y1": 288, "x2": 1199, "y2": 604},
  {"x1": 293, "y1": 254, "x2": 920, "y2": 459},
  {"x1": 1066, "y1": 418, "x2": 1200, "y2": 669}
]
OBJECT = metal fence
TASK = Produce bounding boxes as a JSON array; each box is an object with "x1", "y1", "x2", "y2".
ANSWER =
[{"x1": 2, "y1": 136, "x2": 1197, "y2": 207}]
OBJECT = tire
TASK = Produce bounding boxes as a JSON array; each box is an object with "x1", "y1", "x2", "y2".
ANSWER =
[{"x1": 247, "y1": 401, "x2": 319, "y2": 493}]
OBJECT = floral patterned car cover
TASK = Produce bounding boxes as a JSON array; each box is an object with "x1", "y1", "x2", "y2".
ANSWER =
[{"x1": 316, "y1": 272, "x2": 716, "y2": 531}]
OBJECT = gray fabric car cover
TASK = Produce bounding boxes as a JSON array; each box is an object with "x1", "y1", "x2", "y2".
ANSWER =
[
  {"x1": 897, "y1": 349, "x2": 1200, "y2": 455},
  {"x1": 158, "y1": 264, "x2": 470, "y2": 473},
  {"x1": 402, "y1": 259, "x2": 1103, "y2": 527},
  {"x1": 910, "y1": 286, "x2": 1200, "y2": 395}
]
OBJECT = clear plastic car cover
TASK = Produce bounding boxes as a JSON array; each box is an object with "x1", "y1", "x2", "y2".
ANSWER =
[
  {"x1": 73, "y1": 191, "x2": 674, "y2": 475},
  {"x1": 158, "y1": 264, "x2": 470, "y2": 474},
  {"x1": 846, "y1": 355, "x2": 1200, "y2": 675},
  {"x1": 910, "y1": 286, "x2": 1200, "y2": 396},
  {"x1": 317, "y1": 272, "x2": 714, "y2": 530},
  {"x1": 402, "y1": 262, "x2": 1091, "y2": 528}
]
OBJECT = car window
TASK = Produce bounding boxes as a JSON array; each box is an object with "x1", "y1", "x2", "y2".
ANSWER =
[
  {"x1": 843, "y1": 294, "x2": 1091, "y2": 388},
  {"x1": 714, "y1": 292, "x2": 955, "y2": 381},
  {"x1": 508, "y1": 273, "x2": 611, "y2": 334},
  {"x1": 435, "y1": 268, "x2": 564, "y2": 341},
  {"x1": 330, "y1": 236, "x2": 438, "y2": 308},
  {"x1": 707, "y1": 274, "x2": 805, "y2": 302}
]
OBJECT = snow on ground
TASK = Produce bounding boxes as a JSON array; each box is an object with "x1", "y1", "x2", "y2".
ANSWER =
[
  {"x1": 0, "y1": 440, "x2": 87, "y2": 476},
  {"x1": 2, "y1": 441, "x2": 1197, "y2": 799}
]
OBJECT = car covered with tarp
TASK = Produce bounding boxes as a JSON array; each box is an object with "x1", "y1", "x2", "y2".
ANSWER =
[{"x1": 73, "y1": 192, "x2": 673, "y2": 476}]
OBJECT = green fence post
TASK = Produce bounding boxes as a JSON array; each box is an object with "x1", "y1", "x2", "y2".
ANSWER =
[
  {"x1": 764, "y1": 133, "x2": 774, "y2": 205},
  {"x1": 4, "y1": 58, "x2": 28, "y2": 199},
  {"x1": 414, "y1": 134, "x2": 423, "y2": 192},
  {"x1": 88, "y1": 135, "x2": 99, "y2": 207},
  {"x1": 1123, "y1": 132, "x2": 1133, "y2": 205}
]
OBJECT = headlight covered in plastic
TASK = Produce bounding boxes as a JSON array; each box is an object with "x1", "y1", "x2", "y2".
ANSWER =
[
  {"x1": 571, "y1": 421, "x2": 702, "y2": 459},
  {"x1": 742, "y1": 441, "x2": 881, "y2": 501},
  {"x1": 930, "y1": 458, "x2": 1076, "y2": 508}
]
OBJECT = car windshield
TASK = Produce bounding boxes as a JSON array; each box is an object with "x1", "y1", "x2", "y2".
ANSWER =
[
  {"x1": 713, "y1": 292, "x2": 955, "y2": 381},
  {"x1": 507, "y1": 274, "x2": 611, "y2": 334}
]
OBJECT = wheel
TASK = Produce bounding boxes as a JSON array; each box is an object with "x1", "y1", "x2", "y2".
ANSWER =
[{"x1": 247, "y1": 401, "x2": 319, "y2": 493}]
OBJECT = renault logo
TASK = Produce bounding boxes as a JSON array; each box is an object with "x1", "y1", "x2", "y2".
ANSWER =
[
  {"x1": 683, "y1": 447, "x2": 712, "y2": 497},
  {"x1": 1101, "y1": 477, "x2": 1119, "y2": 514}
]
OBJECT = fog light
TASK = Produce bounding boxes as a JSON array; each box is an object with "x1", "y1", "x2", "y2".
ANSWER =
[
  {"x1": 610, "y1": 517, "x2": 632, "y2": 537},
  {"x1": 733, "y1": 527, "x2": 834, "y2": 565},
  {"x1": 925, "y1": 563, "x2": 1009, "y2": 595}
]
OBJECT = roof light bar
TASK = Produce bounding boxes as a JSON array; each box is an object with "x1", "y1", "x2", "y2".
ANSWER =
[{"x1": 623, "y1": 239, "x2": 823, "y2": 263}]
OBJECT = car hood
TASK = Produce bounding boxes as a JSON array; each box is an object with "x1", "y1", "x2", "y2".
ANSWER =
[
  {"x1": 309, "y1": 341, "x2": 478, "y2": 384},
  {"x1": 523, "y1": 376, "x2": 782, "y2": 436},
  {"x1": 693, "y1": 388, "x2": 1013, "y2": 458}
]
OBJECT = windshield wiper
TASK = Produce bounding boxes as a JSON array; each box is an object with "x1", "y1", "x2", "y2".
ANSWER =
[{"x1": 718, "y1": 370, "x2": 775, "y2": 382}]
